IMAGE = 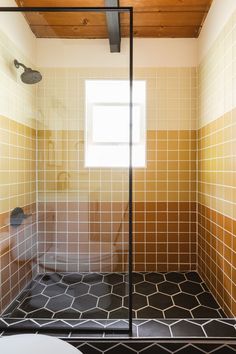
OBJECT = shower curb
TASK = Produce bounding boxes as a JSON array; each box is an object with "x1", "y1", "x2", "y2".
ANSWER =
[
  {"x1": 1, "y1": 319, "x2": 236, "y2": 353},
  {"x1": 0, "y1": 318, "x2": 236, "y2": 340}
]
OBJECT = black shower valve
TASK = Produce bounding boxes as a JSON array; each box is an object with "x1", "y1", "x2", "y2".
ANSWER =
[{"x1": 10, "y1": 207, "x2": 32, "y2": 227}]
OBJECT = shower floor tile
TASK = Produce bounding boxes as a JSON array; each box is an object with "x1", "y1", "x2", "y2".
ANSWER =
[{"x1": 3, "y1": 272, "x2": 226, "y2": 320}]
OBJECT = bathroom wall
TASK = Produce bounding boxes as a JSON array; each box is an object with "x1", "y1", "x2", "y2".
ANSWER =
[
  {"x1": 36, "y1": 38, "x2": 197, "y2": 272},
  {"x1": 0, "y1": 6, "x2": 37, "y2": 313},
  {"x1": 198, "y1": 0, "x2": 236, "y2": 316},
  {"x1": 134, "y1": 67, "x2": 197, "y2": 272}
]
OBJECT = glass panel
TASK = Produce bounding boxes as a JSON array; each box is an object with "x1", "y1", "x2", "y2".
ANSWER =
[
  {"x1": 0, "y1": 5, "x2": 231, "y2": 340},
  {"x1": 0, "y1": 8, "x2": 131, "y2": 332}
]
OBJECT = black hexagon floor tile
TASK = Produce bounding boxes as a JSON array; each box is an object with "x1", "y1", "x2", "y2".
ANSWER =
[
  {"x1": 138, "y1": 320, "x2": 171, "y2": 337},
  {"x1": 28, "y1": 283, "x2": 45, "y2": 296},
  {"x1": 203, "y1": 320, "x2": 236, "y2": 337},
  {"x1": 105, "y1": 344, "x2": 136, "y2": 354},
  {"x1": 46, "y1": 294, "x2": 73, "y2": 312},
  {"x1": 26, "y1": 308, "x2": 54, "y2": 318},
  {"x1": 141, "y1": 344, "x2": 171, "y2": 354},
  {"x1": 149, "y1": 293, "x2": 173, "y2": 310},
  {"x1": 173, "y1": 293, "x2": 199, "y2": 310},
  {"x1": 103, "y1": 273, "x2": 123, "y2": 285},
  {"x1": 180, "y1": 281, "x2": 204, "y2": 295},
  {"x1": 164, "y1": 306, "x2": 192, "y2": 319},
  {"x1": 109, "y1": 307, "x2": 129, "y2": 319},
  {"x1": 185, "y1": 272, "x2": 202, "y2": 283},
  {"x1": 158, "y1": 281, "x2": 180, "y2": 295},
  {"x1": 20, "y1": 294, "x2": 49, "y2": 313},
  {"x1": 135, "y1": 281, "x2": 157, "y2": 295},
  {"x1": 53, "y1": 308, "x2": 81, "y2": 319},
  {"x1": 90, "y1": 282, "x2": 111, "y2": 297},
  {"x1": 82, "y1": 273, "x2": 103, "y2": 284},
  {"x1": 43, "y1": 283, "x2": 67, "y2": 297},
  {"x1": 197, "y1": 292, "x2": 220, "y2": 309},
  {"x1": 72, "y1": 294, "x2": 97, "y2": 312},
  {"x1": 174, "y1": 345, "x2": 206, "y2": 354},
  {"x1": 81, "y1": 308, "x2": 108, "y2": 319},
  {"x1": 165, "y1": 272, "x2": 186, "y2": 283},
  {"x1": 66, "y1": 283, "x2": 89, "y2": 297},
  {"x1": 113, "y1": 282, "x2": 129, "y2": 296},
  {"x1": 3, "y1": 271, "x2": 226, "y2": 322},
  {"x1": 62, "y1": 274, "x2": 82, "y2": 284},
  {"x1": 125, "y1": 272, "x2": 144, "y2": 284},
  {"x1": 137, "y1": 306, "x2": 163, "y2": 319},
  {"x1": 171, "y1": 320, "x2": 205, "y2": 337},
  {"x1": 145, "y1": 272, "x2": 165, "y2": 284},
  {"x1": 192, "y1": 306, "x2": 222, "y2": 319},
  {"x1": 98, "y1": 294, "x2": 122, "y2": 312},
  {"x1": 124, "y1": 293, "x2": 147, "y2": 310}
]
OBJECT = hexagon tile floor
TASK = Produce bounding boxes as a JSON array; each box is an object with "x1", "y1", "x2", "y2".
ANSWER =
[{"x1": 3, "y1": 272, "x2": 225, "y2": 320}]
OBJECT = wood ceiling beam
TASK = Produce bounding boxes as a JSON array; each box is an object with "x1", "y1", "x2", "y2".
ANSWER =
[{"x1": 105, "y1": 0, "x2": 121, "y2": 53}]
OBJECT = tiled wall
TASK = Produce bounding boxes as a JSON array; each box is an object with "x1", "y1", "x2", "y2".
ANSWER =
[
  {"x1": 0, "y1": 29, "x2": 37, "y2": 313},
  {"x1": 198, "y1": 112, "x2": 236, "y2": 317},
  {"x1": 37, "y1": 128, "x2": 129, "y2": 273},
  {"x1": 0, "y1": 116, "x2": 37, "y2": 313},
  {"x1": 37, "y1": 67, "x2": 197, "y2": 273},
  {"x1": 133, "y1": 130, "x2": 197, "y2": 272},
  {"x1": 198, "y1": 10, "x2": 236, "y2": 316}
]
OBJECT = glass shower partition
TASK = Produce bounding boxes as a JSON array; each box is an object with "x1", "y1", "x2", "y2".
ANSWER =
[{"x1": 0, "y1": 7, "x2": 133, "y2": 334}]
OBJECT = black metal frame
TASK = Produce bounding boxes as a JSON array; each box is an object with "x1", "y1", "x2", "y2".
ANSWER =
[
  {"x1": 0, "y1": 6, "x2": 133, "y2": 335},
  {"x1": 128, "y1": 7, "x2": 133, "y2": 336}
]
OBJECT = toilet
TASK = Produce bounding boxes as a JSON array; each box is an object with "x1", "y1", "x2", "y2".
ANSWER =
[{"x1": 0, "y1": 334, "x2": 81, "y2": 354}]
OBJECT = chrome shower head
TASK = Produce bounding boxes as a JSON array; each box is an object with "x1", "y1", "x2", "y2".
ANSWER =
[{"x1": 14, "y1": 59, "x2": 42, "y2": 85}]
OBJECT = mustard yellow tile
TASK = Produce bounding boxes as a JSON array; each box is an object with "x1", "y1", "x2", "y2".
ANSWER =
[
  {"x1": 146, "y1": 191, "x2": 157, "y2": 201},
  {"x1": 157, "y1": 141, "x2": 168, "y2": 150},
  {"x1": 156, "y1": 131, "x2": 167, "y2": 140},
  {"x1": 146, "y1": 182, "x2": 156, "y2": 191},
  {"x1": 168, "y1": 140, "x2": 178, "y2": 149},
  {"x1": 0, "y1": 199, "x2": 10, "y2": 213},
  {"x1": 168, "y1": 191, "x2": 178, "y2": 201},
  {"x1": 168, "y1": 151, "x2": 178, "y2": 160},
  {"x1": 167, "y1": 161, "x2": 178, "y2": 170}
]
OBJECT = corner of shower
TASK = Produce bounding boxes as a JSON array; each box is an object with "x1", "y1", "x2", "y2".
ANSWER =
[{"x1": 0, "y1": 6, "x2": 133, "y2": 334}]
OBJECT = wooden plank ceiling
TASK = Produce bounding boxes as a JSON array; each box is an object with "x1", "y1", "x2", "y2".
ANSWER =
[{"x1": 14, "y1": 0, "x2": 213, "y2": 39}]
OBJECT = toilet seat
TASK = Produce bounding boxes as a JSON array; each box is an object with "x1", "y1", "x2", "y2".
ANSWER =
[{"x1": 0, "y1": 334, "x2": 81, "y2": 354}]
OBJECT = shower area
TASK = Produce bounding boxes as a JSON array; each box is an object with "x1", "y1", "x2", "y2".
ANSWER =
[{"x1": 0, "y1": 3, "x2": 235, "y2": 337}]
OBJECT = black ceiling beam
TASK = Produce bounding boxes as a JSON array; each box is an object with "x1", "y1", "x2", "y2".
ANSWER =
[{"x1": 105, "y1": 0, "x2": 121, "y2": 53}]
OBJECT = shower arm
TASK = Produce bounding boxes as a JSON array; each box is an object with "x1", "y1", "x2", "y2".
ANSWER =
[{"x1": 14, "y1": 59, "x2": 28, "y2": 71}]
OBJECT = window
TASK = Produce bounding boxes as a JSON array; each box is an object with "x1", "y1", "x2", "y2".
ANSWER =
[{"x1": 85, "y1": 80, "x2": 146, "y2": 168}]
